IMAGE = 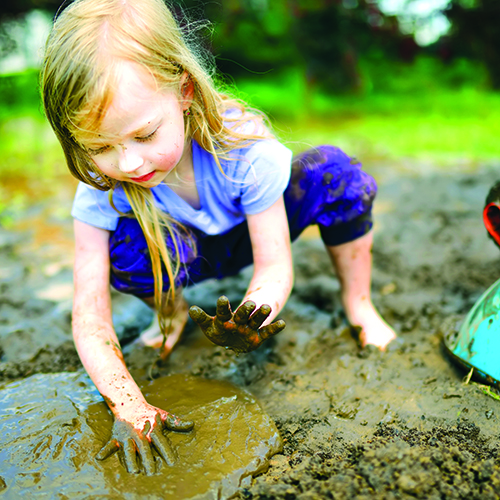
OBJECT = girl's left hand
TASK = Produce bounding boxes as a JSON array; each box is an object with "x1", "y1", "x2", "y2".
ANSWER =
[{"x1": 189, "y1": 296, "x2": 286, "y2": 353}]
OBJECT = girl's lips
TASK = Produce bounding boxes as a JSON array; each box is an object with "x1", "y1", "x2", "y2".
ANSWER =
[{"x1": 130, "y1": 171, "x2": 155, "y2": 182}]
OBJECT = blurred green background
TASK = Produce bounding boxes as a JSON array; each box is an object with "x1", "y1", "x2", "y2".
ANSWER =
[{"x1": 0, "y1": 0, "x2": 499, "y2": 224}]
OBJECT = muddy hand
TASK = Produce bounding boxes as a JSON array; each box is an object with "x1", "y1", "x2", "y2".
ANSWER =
[
  {"x1": 96, "y1": 412, "x2": 193, "y2": 475},
  {"x1": 189, "y1": 295, "x2": 286, "y2": 353}
]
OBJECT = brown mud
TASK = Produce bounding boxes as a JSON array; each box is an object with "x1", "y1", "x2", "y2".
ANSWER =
[
  {"x1": 2, "y1": 160, "x2": 500, "y2": 499},
  {"x1": 1, "y1": 373, "x2": 281, "y2": 499}
]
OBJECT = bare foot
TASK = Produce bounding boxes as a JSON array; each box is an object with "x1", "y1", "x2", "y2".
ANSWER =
[
  {"x1": 347, "y1": 303, "x2": 397, "y2": 351},
  {"x1": 135, "y1": 295, "x2": 189, "y2": 359}
]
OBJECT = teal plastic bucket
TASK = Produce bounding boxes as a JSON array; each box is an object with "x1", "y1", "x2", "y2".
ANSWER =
[{"x1": 444, "y1": 277, "x2": 500, "y2": 386}]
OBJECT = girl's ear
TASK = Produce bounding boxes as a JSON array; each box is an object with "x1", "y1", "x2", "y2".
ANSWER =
[{"x1": 180, "y1": 72, "x2": 194, "y2": 110}]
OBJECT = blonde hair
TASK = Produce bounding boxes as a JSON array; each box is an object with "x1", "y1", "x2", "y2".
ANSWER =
[{"x1": 41, "y1": 0, "x2": 272, "y2": 340}]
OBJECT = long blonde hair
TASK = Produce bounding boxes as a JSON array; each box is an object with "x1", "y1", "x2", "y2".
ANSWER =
[{"x1": 41, "y1": 0, "x2": 272, "y2": 338}]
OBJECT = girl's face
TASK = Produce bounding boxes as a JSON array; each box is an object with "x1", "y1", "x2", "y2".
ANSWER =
[{"x1": 79, "y1": 62, "x2": 193, "y2": 186}]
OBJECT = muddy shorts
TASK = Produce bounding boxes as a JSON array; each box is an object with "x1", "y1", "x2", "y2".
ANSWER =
[{"x1": 109, "y1": 145, "x2": 377, "y2": 297}]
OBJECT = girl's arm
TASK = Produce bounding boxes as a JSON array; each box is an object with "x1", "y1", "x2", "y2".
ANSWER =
[
  {"x1": 73, "y1": 220, "x2": 192, "y2": 474},
  {"x1": 188, "y1": 196, "x2": 293, "y2": 352},
  {"x1": 73, "y1": 220, "x2": 144, "y2": 416},
  {"x1": 243, "y1": 195, "x2": 293, "y2": 322}
]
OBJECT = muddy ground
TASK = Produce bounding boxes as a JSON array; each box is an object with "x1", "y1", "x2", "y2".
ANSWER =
[{"x1": 2, "y1": 159, "x2": 500, "y2": 499}]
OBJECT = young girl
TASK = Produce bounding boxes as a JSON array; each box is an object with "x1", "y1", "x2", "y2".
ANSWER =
[{"x1": 41, "y1": 0, "x2": 396, "y2": 475}]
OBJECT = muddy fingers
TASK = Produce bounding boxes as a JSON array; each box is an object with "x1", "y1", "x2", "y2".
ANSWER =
[
  {"x1": 151, "y1": 427, "x2": 176, "y2": 466},
  {"x1": 234, "y1": 301, "x2": 257, "y2": 325},
  {"x1": 215, "y1": 295, "x2": 233, "y2": 323},
  {"x1": 247, "y1": 304, "x2": 272, "y2": 330},
  {"x1": 123, "y1": 438, "x2": 140, "y2": 474},
  {"x1": 95, "y1": 408, "x2": 194, "y2": 475},
  {"x1": 189, "y1": 296, "x2": 286, "y2": 353},
  {"x1": 96, "y1": 439, "x2": 120, "y2": 461},
  {"x1": 162, "y1": 412, "x2": 194, "y2": 432},
  {"x1": 188, "y1": 305, "x2": 214, "y2": 330},
  {"x1": 259, "y1": 319, "x2": 286, "y2": 340}
]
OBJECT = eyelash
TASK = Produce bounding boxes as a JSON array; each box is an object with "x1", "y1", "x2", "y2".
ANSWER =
[
  {"x1": 86, "y1": 129, "x2": 158, "y2": 156},
  {"x1": 135, "y1": 129, "x2": 158, "y2": 143},
  {"x1": 87, "y1": 145, "x2": 110, "y2": 156}
]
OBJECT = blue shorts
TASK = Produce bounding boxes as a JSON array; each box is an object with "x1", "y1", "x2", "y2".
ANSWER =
[{"x1": 109, "y1": 145, "x2": 377, "y2": 298}]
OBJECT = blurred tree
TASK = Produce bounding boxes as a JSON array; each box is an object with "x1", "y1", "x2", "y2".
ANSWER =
[
  {"x1": 180, "y1": 0, "x2": 415, "y2": 92},
  {"x1": 0, "y1": 0, "x2": 415, "y2": 93},
  {"x1": 178, "y1": 0, "x2": 297, "y2": 76},
  {"x1": 0, "y1": 0, "x2": 61, "y2": 64},
  {"x1": 442, "y1": 0, "x2": 500, "y2": 88},
  {"x1": 0, "y1": 0, "x2": 61, "y2": 17},
  {"x1": 289, "y1": 0, "x2": 417, "y2": 92},
  {"x1": 0, "y1": 24, "x2": 16, "y2": 59}
]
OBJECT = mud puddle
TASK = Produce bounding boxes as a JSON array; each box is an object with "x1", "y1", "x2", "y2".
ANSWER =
[{"x1": 0, "y1": 373, "x2": 281, "y2": 499}]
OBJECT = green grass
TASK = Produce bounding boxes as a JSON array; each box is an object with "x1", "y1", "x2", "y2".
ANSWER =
[
  {"x1": 0, "y1": 69, "x2": 43, "y2": 119},
  {"x1": 1, "y1": 59, "x2": 500, "y2": 186},
  {"x1": 0, "y1": 69, "x2": 65, "y2": 178},
  {"x1": 0, "y1": 70, "x2": 68, "y2": 224},
  {"x1": 234, "y1": 59, "x2": 500, "y2": 163},
  {"x1": 0, "y1": 114, "x2": 66, "y2": 225},
  {"x1": 1, "y1": 61, "x2": 499, "y2": 224}
]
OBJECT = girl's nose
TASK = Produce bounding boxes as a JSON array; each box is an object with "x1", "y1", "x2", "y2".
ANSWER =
[{"x1": 117, "y1": 146, "x2": 143, "y2": 173}]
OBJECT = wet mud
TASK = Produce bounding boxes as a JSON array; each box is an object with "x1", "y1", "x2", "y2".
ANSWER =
[
  {"x1": 1, "y1": 373, "x2": 281, "y2": 499},
  {"x1": 2, "y1": 160, "x2": 500, "y2": 499}
]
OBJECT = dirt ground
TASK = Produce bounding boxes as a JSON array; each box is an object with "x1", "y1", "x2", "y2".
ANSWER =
[{"x1": 2, "y1": 158, "x2": 500, "y2": 499}]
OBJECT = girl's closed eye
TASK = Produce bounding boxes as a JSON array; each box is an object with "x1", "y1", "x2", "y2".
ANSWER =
[
  {"x1": 85, "y1": 128, "x2": 158, "y2": 156},
  {"x1": 86, "y1": 144, "x2": 111, "y2": 156},
  {"x1": 135, "y1": 128, "x2": 158, "y2": 143}
]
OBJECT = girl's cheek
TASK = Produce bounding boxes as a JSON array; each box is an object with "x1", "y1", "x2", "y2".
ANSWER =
[
  {"x1": 95, "y1": 163, "x2": 116, "y2": 179},
  {"x1": 100, "y1": 158, "x2": 117, "y2": 172}
]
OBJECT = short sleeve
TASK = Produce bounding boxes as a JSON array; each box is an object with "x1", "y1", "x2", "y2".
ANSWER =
[
  {"x1": 71, "y1": 183, "x2": 126, "y2": 231},
  {"x1": 238, "y1": 140, "x2": 292, "y2": 215}
]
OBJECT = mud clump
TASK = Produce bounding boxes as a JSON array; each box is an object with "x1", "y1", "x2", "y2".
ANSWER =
[
  {"x1": 0, "y1": 341, "x2": 80, "y2": 380},
  {"x1": 243, "y1": 422, "x2": 500, "y2": 500}
]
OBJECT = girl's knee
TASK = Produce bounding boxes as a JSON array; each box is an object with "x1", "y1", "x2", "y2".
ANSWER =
[
  {"x1": 285, "y1": 145, "x2": 377, "y2": 240},
  {"x1": 289, "y1": 145, "x2": 376, "y2": 201}
]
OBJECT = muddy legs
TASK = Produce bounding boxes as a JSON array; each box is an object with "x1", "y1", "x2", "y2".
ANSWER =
[{"x1": 326, "y1": 230, "x2": 396, "y2": 350}]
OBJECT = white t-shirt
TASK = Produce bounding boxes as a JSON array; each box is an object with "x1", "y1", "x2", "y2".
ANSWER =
[{"x1": 71, "y1": 138, "x2": 292, "y2": 235}]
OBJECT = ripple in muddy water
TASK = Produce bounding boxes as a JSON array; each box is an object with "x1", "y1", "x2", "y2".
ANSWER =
[{"x1": 0, "y1": 372, "x2": 282, "y2": 499}]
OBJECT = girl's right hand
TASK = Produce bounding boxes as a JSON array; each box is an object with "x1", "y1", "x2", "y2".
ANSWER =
[
  {"x1": 96, "y1": 405, "x2": 194, "y2": 475},
  {"x1": 189, "y1": 295, "x2": 286, "y2": 353}
]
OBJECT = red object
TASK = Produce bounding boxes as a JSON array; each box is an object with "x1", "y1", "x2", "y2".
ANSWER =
[{"x1": 483, "y1": 202, "x2": 500, "y2": 246}]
